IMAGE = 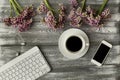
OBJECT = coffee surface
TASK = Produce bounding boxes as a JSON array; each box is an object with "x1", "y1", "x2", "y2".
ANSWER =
[{"x1": 66, "y1": 36, "x2": 82, "y2": 52}]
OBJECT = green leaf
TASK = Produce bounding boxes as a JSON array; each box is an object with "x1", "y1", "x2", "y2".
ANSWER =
[
  {"x1": 13, "y1": 0, "x2": 23, "y2": 12},
  {"x1": 10, "y1": 0, "x2": 20, "y2": 15},
  {"x1": 81, "y1": 0, "x2": 86, "y2": 11},
  {"x1": 44, "y1": 0, "x2": 55, "y2": 11},
  {"x1": 10, "y1": 0, "x2": 13, "y2": 17},
  {"x1": 97, "y1": 0, "x2": 109, "y2": 15}
]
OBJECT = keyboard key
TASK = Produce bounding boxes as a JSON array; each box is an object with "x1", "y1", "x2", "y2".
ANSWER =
[
  {"x1": 34, "y1": 73, "x2": 40, "y2": 78},
  {"x1": 21, "y1": 72, "x2": 25, "y2": 77}
]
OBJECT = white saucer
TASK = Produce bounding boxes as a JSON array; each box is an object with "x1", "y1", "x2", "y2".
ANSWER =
[{"x1": 58, "y1": 28, "x2": 90, "y2": 60}]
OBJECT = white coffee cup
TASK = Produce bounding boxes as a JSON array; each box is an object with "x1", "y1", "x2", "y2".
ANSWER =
[{"x1": 58, "y1": 28, "x2": 90, "y2": 60}]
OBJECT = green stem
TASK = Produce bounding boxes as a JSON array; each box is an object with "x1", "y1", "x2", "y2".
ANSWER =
[
  {"x1": 9, "y1": 0, "x2": 13, "y2": 17},
  {"x1": 10, "y1": 0, "x2": 20, "y2": 15},
  {"x1": 44, "y1": 0, "x2": 55, "y2": 11},
  {"x1": 97, "y1": 0, "x2": 109, "y2": 15},
  {"x1": 81, "y1": 0, "x2": 86, "y2": 11},
  {"x1": 13, "y1": 0, "x2": 23, "y2": 12}
]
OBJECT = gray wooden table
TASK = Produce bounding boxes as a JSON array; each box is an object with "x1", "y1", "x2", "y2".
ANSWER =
[{"x1": 0, "y1": 0, "x2": 120, "y2": 80}]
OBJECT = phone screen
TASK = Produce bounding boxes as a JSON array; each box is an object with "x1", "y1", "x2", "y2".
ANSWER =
[{"x1": 93, "y1": 43, "x2": 110, "y2": 63}]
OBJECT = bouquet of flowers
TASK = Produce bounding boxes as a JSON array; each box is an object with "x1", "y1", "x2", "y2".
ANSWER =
[
  {"x1": 3, "y1": 0, "x2": 35, "y2": 32},
  {"x1": 68, "y1": 0, "x2": 110, "y2": 27}
]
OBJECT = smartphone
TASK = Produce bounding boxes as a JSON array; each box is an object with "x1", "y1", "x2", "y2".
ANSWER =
[{"x1": 91, "y1": 40, "x2": 112, "y2": 66}]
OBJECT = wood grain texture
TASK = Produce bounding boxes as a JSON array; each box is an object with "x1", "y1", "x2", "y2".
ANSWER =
[{"x1": 0, "y1": 0, "x2": 120, "y2": 80}]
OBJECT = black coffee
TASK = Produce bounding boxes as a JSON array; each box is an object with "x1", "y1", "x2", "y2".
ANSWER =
[{"x1": 66, "y1": 36, "x2": 82, "y2": 52}]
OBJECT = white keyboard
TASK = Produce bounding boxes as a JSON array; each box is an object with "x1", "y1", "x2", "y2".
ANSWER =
[{"x1": 0, "y1": 46, "x2": 51, "y2": 80}]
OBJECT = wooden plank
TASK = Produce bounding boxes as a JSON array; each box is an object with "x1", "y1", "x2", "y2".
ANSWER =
[
  {"x1": 0, "y1": 28, "x2": 119, "y2": 45},
  {"x1": 0, "y1": 10, "x2": 119, "y2": 22},
  {"x1": 0, "y1": 6, "x2": 120, "y2": 22},
  {"x1": 0, "y1": 45, "x2": 119, "y2": 79},
  {"x1": 0, "y1": 0, "x2": 119, "y2": 5},
  {"x1": 0, "y1": 45, "x2": 119, "y2": 67},
  {"x1": 40, "y1": 65, "x2": 120, "y2": 80},
  {"x1": 0, "y1": 33, "x2": 119, "y2": 46},
  {"x1": 38, "y1": 65, "x2": 120, "y2": 80},
  {"x1": 34, "y1": 13, "x2": 120, "y2": 22},
  {"x1": 0, "y1": 4, "x2": 119, "y2": 13},
  {"x1": 0, "y1": 13, "x2": 119, "y2": 22},
  {"x1": 0, "y1": 20, "x2": 119, "y2": 33}
]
